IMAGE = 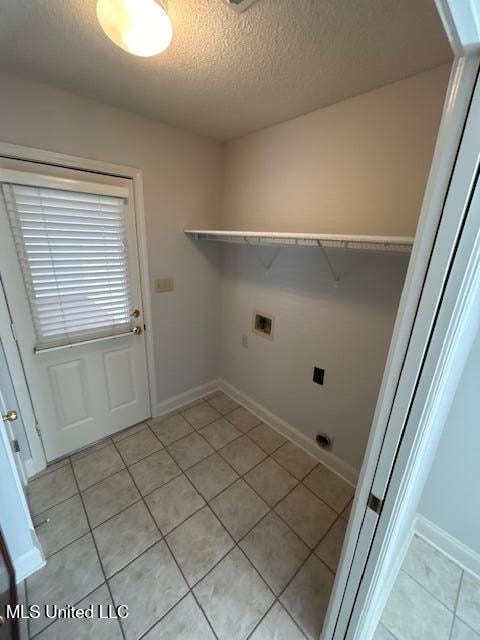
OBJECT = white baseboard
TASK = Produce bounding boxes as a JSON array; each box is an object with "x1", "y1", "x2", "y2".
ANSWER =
[
  {"x1": 154, "y1": 377, "x2": 358, "y2": 485},
  {"x1": 415, "y1": 514, "x2": 480, "y2": 579},
  {"x1": 155, "y1": 379, "x2": 222, "y2": 418},
  {"x1": 219, "y1": 379, "x2": 359, "y2": 486},
  {"x1": 15, "y1": 543, "x2": 45, "y2": 583},
  {"x1": 25, "y1": 456, "x2": 45, "y2": 479}
]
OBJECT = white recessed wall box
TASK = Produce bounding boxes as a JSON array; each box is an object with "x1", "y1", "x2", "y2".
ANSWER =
[{"x1": 253, "y1": 311, "x2": 274, "y2": 340}]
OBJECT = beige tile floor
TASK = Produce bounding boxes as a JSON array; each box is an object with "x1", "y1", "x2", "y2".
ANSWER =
[
  {"x1": 375, "y1": 535, "x2": 480, "y2": 640},
  {"x1": 26, "y1": 392, "x2": 354, "y2": 640}
]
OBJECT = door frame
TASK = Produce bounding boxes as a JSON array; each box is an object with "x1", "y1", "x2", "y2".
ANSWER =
[
  {"x1": 0, "y1": 276, "x2": 45, "y2": 478},
  {"x1": 323, "y1": 2, "x2": 480, "y2": 638},
  {"x1": 0, "y1": 142, "x2": 157, "y2": 476}
]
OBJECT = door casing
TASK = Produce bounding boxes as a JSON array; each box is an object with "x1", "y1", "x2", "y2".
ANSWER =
[{"x1": 0, "y1": 145, "x2": 157, "y2": 476}]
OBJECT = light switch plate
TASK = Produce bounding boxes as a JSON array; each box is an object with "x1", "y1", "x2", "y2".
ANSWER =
[{"x1": 155, "y1": 278, "x2": 174, "y2": 293}]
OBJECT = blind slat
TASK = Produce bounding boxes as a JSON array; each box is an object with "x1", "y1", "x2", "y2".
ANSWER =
[{"x1": 3, "y1": 183, "x2": 133, "y2": 349}]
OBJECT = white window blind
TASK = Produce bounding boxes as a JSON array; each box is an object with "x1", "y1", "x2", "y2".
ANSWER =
[{"x1": 2, "y1": 183, "x2": 133, "y2": 351}]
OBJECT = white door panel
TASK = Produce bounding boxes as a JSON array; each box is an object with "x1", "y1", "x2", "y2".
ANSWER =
[
  {"x1": 104, "y1": 347, "x2": 136, "y2": 410},
  {"x1": 0, "y1": 160, "x2": 150, "y2": 460}
]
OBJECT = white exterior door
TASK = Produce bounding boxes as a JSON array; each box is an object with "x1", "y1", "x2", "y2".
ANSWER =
[{"x1": 0, "y1": 162, "x2": 150, "y2": 461}]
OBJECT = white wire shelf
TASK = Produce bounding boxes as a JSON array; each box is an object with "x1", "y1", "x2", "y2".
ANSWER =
[{"x1": 184, "y1": 230, "x2": 414, "y2": 253}]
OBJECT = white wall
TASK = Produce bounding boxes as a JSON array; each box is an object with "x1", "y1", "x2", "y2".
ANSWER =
[
  {"x1": 219, "y1": 246, "x2": 409, "y2": 472},
  {"x1": 222, "y1": 65, "x2": 450, "y2": 236},
  {"x1": 218, "y1": 65, "x2": 449, "y2": 474},
  {"x1": 418, "y1": 327, "x2": 480, "y2": 556},
  {"x1": 0, "y1": 71, "x2": 224, "y2": 407},
  {"x1": 0, "y1": 65, "x2": 450, "y2": 477}
]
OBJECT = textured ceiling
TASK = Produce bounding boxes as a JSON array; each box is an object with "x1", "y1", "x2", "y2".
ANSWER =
[{"x1": 0, "y1": 0, "x2": 451, "y2": 140}]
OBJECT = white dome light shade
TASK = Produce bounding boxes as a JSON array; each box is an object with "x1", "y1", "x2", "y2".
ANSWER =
[{"x1": 96, "y1": 0, "x2": 173, "y2": 57}]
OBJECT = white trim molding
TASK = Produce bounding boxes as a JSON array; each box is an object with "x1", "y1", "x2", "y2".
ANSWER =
[
  {"x1": 15, "y1": 544, "x2": 45, "y2": 584},
  {"x1": 219, "y1": 380, "x2": 358, "y2": 486},
  {"x1": 0, "y1": 142, "x2": 158, "y2": 476},
  {"x1": 154, "y1": 377, "x2": 358, "y2": 486},
  {"x1": 155, "y1": 379, "x2": 222, "y2": 417},
  {"x1": 435, "y1": 0, "x2": 480, "y2": 55},
  {"x1": 415, "y1": 515, "x2": 480, "y2": 580}
]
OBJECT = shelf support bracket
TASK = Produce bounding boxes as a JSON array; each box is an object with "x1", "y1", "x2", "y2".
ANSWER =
[
  {"x1": 317, "y1": 242, "x2": 340, "y2": 283},
  {"x1": 245, "y1": 238, "x2": 282, "y2": 271}
]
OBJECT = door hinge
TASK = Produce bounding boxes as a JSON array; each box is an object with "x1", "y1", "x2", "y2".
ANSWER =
[
  {"x1": 10, "y1": 322, "x2": 18, "y2": 342},
  {"x1": 35, "y1": 422, "x2": 42, "y2": 439},
  {"x1": 367, "y1": 492, "x2": 383, "y2": 515},
  {"x1": 12, "y1": 439, "x2": 20, "y2": 453}
]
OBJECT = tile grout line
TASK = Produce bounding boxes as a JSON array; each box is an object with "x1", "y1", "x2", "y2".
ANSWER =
[
  {"x1": 28, "y1": 460, "x2": 78, "y2": 518},
  {"x1": 399, "y1": 566, "x2": 465, "y2": 617},
  {"x1": 36, "y1": 413, "x2": 344, "y2": 566},
  {"x1": 245, "y1": 597, "x2": 309, "y2": 640},
  {"x1": 28, "y1": 577, "x2": 115, "y2": 640},
  {"x1": 32, "y1": 395, "x2": 349, "y2": 639},
  {"x1": 161, "y1": 534, "x2": 221, "y2": 640},
  {"x1": 163, "y1": 403, "x2": 347, "y2": 524},
  {"x1": 114, "y1": 431, "x2": 313, "y2": 637},
  {"x1": 34, "y1": 527, "x2": 91, "y2": 565},
  {"x1": 35, "y1": 396, "x2": 327, "y2": 521},
  {"x1": 27, "y1": 538, "x2": 124, "y2": 638},
  {"x1": 113, "y1": 424, "x2": 164, "y2": 466},
  {"x1": 38, "y1": 391, "x2": 312, "y2": 489},
  {"x1": 165, "y1": 451, "x2": 335, "y2": 637},
  {"x1": 135, "y1": 590, "x2": 199, "y2": 640},
  {"x1": 28, "y1": 458, "x2": 70, "y2": 482},
  {"x1": 77, "y1": 415, "x2": 345, "y2": 560},
  {"x1": 211, "y1": 441, "x2": 347, "y2": 551},
  {"x1": 453, "y1": 570, "x2": 464, "y2": 617},
  {"x1": 111, "y1": 435, "x2": 221, "y2": 640},
  {"x1": 25, "y1": 578, "x2": 31, "y2": 640},
  {"x1": 448, "y1": 570, "x2": 464, "y2": 640},
  {"x1": 202, "y1": 481, "x2": 316, "y2": 639},
  {"x1": 72, "y1": 450, "x2": 344, "y2": 571},
  {"x1": 69, "y1": 461, "x2": 127, "y2": 640}
]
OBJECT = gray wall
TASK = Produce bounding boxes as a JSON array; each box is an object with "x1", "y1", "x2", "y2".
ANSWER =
[
  {"x1": 219, "y1": 245, "x2": 408, "y2": 473},
  {"x1": 419, "y1": 327, "x2": 480, "y2": 554},
  {"x1": 0, "y1": 64, "x2": 450, "y2": 478},
  {"x1": 0, "y1": 70, "x2": 224, "y2": 408},
  {"x1": 218, "y1": 66, "x2": 449, "y2": 474},
  {"x1": 222, "y1": 66, "x2": 450, "y2": 236}
]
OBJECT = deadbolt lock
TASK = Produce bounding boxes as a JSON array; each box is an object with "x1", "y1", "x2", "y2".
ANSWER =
[
  {"x1": 2, "y1": 410, "x2": 17, "y2": 422},
  {"x1": 131, "y1": 326, "x2": 143, "y2": 335},
  {"x1": 131, "y1": 309, "x2": 140, "y2": 318}
]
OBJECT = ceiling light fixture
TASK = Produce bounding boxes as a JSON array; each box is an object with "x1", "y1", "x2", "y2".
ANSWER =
[
  {"x1": 221, "y1": 0, "x2": 260, "y2": 13},
  {"x1": 96, "y1": 0, "x2": 173, "y2": 57}
]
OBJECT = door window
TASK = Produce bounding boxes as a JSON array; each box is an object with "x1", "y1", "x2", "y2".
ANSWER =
[{"x1": 2, "y1": 184, "x2": 132, "y2": 351}]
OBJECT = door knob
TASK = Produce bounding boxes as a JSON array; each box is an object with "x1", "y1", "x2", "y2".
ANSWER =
[
  {"x1": 131, "y1": 326, "x2": 143, "y2": 335},
  {"x1": 2, "y1": 410, "x2": 17, "y2": 422}
]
